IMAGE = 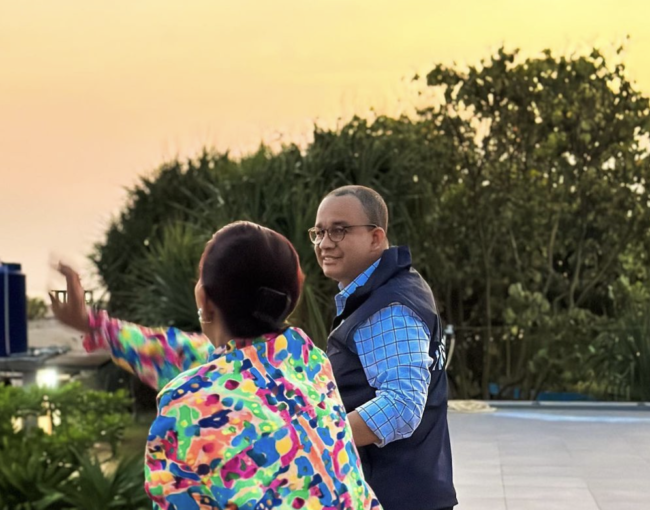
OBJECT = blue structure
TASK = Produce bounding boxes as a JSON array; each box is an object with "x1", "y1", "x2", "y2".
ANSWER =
[{"x1": 0, "y1": 262, "x2": 28, "y2": 357}]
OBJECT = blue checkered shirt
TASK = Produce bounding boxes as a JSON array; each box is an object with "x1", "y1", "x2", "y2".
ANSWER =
[{"x1": 335, "y1": 259, "x2": 444, "y2": 447}]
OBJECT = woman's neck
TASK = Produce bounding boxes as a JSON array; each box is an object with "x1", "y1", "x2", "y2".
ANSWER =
[{"x1": 203, "y1": 323, "x2": 232, "y2": 348}]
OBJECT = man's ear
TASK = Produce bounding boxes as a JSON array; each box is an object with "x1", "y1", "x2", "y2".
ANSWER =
[{"x1": 371, "y1": 227, "x2": 388, "y2": 251}]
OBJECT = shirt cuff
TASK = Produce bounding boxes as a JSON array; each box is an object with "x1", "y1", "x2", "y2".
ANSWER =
[
  {"x1": 356, "y1": 399, "x2": 390, "y2": 448},
  {"x1": 82, "y1": 307, "x2": 110, "y2": 353}
]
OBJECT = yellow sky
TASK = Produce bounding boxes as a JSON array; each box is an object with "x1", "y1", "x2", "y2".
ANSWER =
[{"x1": 1, "y1": 0, "x2": 650, "y2": 296}]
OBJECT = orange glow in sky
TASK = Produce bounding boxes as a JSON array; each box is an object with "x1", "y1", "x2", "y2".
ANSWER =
[{"x1": 1, "y1": 0, "x2": 649, "y2": 295}]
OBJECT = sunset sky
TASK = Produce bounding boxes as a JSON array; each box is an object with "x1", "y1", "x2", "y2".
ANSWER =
[{"x1": 1, "y1": 0, "x2": 650, "y2": 296}]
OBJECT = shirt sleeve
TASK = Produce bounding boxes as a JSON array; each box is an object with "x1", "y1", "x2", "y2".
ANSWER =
[
  {"x1": 354, "y1": 305, "x2": 434, "y2": 447},
  {"x1": 83, "y1": 308, "x2": 213, "y2": 391}
]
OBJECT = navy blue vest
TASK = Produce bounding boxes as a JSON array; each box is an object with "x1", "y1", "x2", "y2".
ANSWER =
[{"x1": 327, "y1": 246, "x2": 457, "y2": 510}]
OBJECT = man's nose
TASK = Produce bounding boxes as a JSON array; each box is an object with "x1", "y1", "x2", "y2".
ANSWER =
[{"x1": 319, "y1": 232, "x2": 336, "y2": 250}]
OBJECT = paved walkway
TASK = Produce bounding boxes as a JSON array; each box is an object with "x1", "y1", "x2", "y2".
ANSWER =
[{"x1": 449, "y1": 405, "x2": 650, "y2": 510}]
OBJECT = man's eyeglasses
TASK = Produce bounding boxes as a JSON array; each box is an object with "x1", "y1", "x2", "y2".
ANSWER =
[{"x1": 308, "y1": 225, "x2": 378, "y2": 245}]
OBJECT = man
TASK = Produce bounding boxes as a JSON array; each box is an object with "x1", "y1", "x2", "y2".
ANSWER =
[{"x1": 309, "y1": 185, "x2": 457, "y2": 510}]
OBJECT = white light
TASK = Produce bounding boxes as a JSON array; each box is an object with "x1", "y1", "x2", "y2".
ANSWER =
[{"x1": 36, "y1": 368, "x2": 59, "y2": 388}]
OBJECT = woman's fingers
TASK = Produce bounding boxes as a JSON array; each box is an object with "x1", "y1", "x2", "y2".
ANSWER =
[
  {"x1": 49, "y1": 264, "x2": 91, "y2": 333},
  {"x1": 58, "y1": 263, "x2": 79, "y2": 289},
  {"x1": 48, "y1": 291, "x2": 60, "y2": 313},
  {"x1": 57, "y1": 263, "x2": 85, "y2": 306}
]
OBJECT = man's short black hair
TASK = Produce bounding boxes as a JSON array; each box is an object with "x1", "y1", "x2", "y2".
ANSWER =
[{"x1": 327, "y1": 185, "x2": 389, "y2": 233}]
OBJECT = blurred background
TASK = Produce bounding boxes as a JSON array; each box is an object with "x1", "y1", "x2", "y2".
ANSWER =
[{"x1": 2, "y1": 3, "x2": 650, "y2": 509}]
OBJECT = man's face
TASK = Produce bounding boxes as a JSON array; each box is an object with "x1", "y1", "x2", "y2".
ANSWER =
[{"x1": 313, "y1": 195, "x2": 385, "y2": 287}]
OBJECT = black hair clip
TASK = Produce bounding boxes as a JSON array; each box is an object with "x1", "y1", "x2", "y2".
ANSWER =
[{"x1": 252, "y1": 287, "x2": 291, "y2": 325}]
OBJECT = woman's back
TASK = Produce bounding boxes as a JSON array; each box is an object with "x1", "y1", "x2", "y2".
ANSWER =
[{"x1": 146, "y1": 326, "x2": 380, "y2": 510}]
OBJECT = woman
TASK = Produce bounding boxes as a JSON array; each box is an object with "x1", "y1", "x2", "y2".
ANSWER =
[{"x1": 51, "y1": 221, "x2": 381, "y2": 510}]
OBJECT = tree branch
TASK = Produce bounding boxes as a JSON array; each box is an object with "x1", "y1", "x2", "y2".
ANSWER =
[
  {"x1": 543, "y1": 213, "x2": 561, "y2": 296},
  {"x1": 575, "y1": 226, "x2": 636, "y2": 308},
  {"x1": 568, "y1": 222, "x2": 587, "y2": 309}
]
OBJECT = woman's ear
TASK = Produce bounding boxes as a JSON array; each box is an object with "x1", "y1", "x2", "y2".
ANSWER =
[{"x1": 195, "y1": 281, "x2": 211, "y2": 317}]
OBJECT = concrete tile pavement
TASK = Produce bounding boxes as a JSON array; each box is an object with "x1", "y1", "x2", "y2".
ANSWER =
[{"x1": 449, "y1": 406, "x2": 650, "y2": 510}]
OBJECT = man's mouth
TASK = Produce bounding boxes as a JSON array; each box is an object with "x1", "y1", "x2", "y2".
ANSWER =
[{"x1": 321, "y1": 255, "x2": 340, "y2": 264}]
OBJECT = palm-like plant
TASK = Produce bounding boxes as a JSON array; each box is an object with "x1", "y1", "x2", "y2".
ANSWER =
[{"x1": 54, "y1": 451, "x2": 149, "y2": 510}]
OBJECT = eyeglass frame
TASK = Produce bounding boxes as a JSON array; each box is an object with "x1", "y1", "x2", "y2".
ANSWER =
[{"x1": 308, "y1": 224, "x2": 379, "y2": 245}]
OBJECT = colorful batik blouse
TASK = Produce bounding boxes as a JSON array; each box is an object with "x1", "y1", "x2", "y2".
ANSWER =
[{"x1": 84, "y1": 310, "x2": 381, "y2": 510}]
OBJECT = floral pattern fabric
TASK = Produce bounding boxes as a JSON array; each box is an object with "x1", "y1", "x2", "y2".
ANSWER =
[{"x1": 84, "y1": 310, "x2": 381, "y2": 510}]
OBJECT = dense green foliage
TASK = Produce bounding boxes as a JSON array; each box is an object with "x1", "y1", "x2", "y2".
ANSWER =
[
  {"x1": 0, "y1": 383, "x2": 148, "y2": 510},
  {"x1": 92, "y1": 47, "x2": 650, "y2": 400}
]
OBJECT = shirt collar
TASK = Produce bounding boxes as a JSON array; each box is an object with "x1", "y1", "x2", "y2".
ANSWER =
[
  {"x1": 207, "y1": 330, "x2": 283, "y2": 362},
  {"x1": 335, "y1": 258, "x2": 381, "y2": 316}
]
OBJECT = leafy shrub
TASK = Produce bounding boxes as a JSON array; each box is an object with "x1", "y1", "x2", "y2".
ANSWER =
[
  {"x1": 0, "y1": 383, "x2": 148, "y2": 509},
  {"x1": 27, "y1": 297, "x2": 48, "y2": 321}
]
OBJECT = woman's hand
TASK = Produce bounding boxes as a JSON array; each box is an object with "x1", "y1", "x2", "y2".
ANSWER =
[{"x1": 49, "y1": 263, "x2": 91, "y2": 334}]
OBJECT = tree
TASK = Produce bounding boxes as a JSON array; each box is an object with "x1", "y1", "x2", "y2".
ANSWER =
[{"x1": 421, "y1": 46, "x2": 650, "y2": 397}]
